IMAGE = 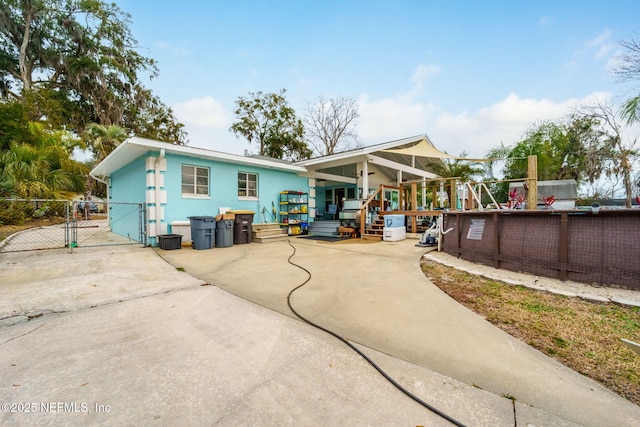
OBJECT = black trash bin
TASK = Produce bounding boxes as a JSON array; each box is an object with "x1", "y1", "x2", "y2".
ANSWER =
[
  {"x1": 215, "y1": 220, "x2": 234, "y2": 248},
  {"x1": 231, "y1": 211, "x2": 255, "y2": 245},
  {"x1": 188, "y1": 216, "x2": 216, "y2": 249}
]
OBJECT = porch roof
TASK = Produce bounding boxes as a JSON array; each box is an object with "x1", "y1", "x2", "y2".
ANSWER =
[{"x1": 294, "y1": 134, "x2": 446, "y2": 185}]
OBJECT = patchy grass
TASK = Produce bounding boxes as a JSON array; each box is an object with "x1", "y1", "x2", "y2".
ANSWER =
[
  {"x1": 0, "y1": 216, "x2": 67, "y2": 242},
  {"x1": 420, "y1": 260, "x2": 640, "y2": 406}
]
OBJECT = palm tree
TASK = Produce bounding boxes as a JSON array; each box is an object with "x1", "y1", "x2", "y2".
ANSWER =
[
  {"x1": 428, "y1": 151, "x2": 485, "y2": 208},
  {"x1": 82, "y1": 124, "x2": 128, "y2": 196},
  {"x1": 0, "y1": 123, "x2": 86, "y2": 199}
]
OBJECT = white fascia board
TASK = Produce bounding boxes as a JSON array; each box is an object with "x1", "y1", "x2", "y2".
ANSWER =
[
  {"x1": 301, "y1": 154, "x2": 369, "y2": 171},
  {"x1": 309, "y1": 172, "x2": 357, "y2": 184},
  {"x1": 367, "y1": 154, "x2": 440, "y2": 179},
  {"x1": 129, "y1": 138, "x2": 306, "y2": 172},
  {"x1": 91, "y1": 137, "x2": 307, "y2": 176}
]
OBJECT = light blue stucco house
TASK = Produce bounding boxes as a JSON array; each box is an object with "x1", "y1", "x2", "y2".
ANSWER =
[{"x1": 91, "y1": 135, "x2": 445, "y2": 246}]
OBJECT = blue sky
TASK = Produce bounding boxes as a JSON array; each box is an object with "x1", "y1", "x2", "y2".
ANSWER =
[{"x1": 115, "y1": 0, "x2": 640, "y2": 158}]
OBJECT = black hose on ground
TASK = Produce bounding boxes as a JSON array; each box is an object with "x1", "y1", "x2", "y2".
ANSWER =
[{"x1": 285, "y1": 240, "x2": 467, "y2": 427}]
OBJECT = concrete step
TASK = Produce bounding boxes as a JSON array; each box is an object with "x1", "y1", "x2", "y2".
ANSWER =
[
  {"x1": 252, "y1": 234, "x2": 290, "y2": 243},
  {"x1": 252, "y1": 222, "x2": 281, "y2": 231},
  {"x1": 309, "y1": 222, "x2": 337, "y2": 234},
  {"x1": 361, "y1": 233, "x2": 383, "y2": 241},
  {"x1": 252, "y1": 228, "x2": 285, "y2": 238},
  {"x1": 309, "y1": 231, "x2": 340, "y2": 237}
]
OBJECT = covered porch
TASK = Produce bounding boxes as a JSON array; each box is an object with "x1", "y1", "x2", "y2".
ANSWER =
[{"x1": 296, "y1": 135, "x2": 459, "y2": 239}]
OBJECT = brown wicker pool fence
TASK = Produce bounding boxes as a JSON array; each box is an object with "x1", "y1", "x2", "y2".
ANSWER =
[{"x1": 441, "y1": 209, "x2": 640, "y2": 290}]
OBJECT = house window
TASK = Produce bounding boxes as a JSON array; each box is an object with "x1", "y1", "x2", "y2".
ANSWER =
[
  {"x1": 182, "y1": 165, "x2": 209, "y2": 197},
  {"x1": 238, "y1": 172, "x2": 258, "y2": 199}
]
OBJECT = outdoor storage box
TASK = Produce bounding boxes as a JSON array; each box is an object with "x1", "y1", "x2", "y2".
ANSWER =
[
  {"x1": 188, "y1": 216, "x2": 216, "y2": 250},
  {"x1": 384, "y1": 214, "x2": 405, "y2": 228},
  {"x1": 158, "y1": 234, "x2": 182, "y2": 250},
  {"x1": 170, "y1": 221, "x2": 191, "y2": 245},
  {"x1": 383, "y1": 226, "x2": 406, "y2": 242}
]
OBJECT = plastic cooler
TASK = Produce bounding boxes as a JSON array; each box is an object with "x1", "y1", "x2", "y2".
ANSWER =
[
  {"x1": 383, "y1": 226, "x2": 406, "y2": 242},
  {"x1": 384, "y1": 214, "x2": 405, "y2": 228},
  {"x1": 188, "y1": 216, "x2": 216, "y2": 249}
]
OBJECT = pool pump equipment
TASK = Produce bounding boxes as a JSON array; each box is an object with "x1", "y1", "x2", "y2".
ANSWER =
[
  {"x1": 416, "y1": 220, "x2": 439, "y2": 247},
  {"x1": 416, "y1": 215, "x2": 453, "y2": 248}
]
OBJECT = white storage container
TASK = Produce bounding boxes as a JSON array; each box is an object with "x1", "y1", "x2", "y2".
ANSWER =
[
  {"x1": 383, "y1": 226, "x2": 406, "y2": 242},
  {"x1": 170, "y1": 220, "x2": 192, "y2": 245}
]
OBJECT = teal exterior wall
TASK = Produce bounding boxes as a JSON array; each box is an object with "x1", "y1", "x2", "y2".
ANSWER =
[
  {"x1": 162, "y1": 153, "x2": 309, "y2": 225},
  {"x1": 109, "y1": 155, "x2": 147, "y2": 241},
  {"x1": 108, "y1": 150, "x2": 310, "y2": 246}
]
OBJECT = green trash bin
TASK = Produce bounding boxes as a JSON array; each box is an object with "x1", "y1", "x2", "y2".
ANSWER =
[{"x1": 188, "y1": 216, "x2": 216, "y2": 249}]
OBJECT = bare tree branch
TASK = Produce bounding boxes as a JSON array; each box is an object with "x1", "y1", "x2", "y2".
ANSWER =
[{"x1": 305, "y1": 96, "x2": 359, "y2": 156}]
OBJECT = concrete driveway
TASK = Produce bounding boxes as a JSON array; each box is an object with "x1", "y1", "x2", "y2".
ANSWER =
[{"x1": 0, "y1": 241, "x2": 638, "y2": 426}]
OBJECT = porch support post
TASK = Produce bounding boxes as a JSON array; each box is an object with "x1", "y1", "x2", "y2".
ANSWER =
[
  {"x1": 410, "y1": 182, "x2": 418, "y2": 233},
  {"x1": 450, "y1": 180, "x2": 456, "y2": 209},
  {"x1": 361, "y1": 160, "x2": 369, "y2": 201}
]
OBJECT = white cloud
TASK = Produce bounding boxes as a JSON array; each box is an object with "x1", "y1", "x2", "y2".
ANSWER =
[
  {"x1": 173, "y1": 96, "x2": 231, "y2": 128},
  {"x1": 356, "y1": 94, "x2": 438, "y2": 143},
  {"x1": 585, "y1": 29, "x2": 615, "y2": 61},
  {"x1": 433, "y1": 92, "x2": 614, "y2": 157},
  {"x1": 172, "y1": 97, "x2": 249, "y2": 154},
  {"x1": 411, "y1": 64, "x2": 440, "y2": 85},
  {"x1": 356, "y1": 91, "x2": 613, "y2": 159}
]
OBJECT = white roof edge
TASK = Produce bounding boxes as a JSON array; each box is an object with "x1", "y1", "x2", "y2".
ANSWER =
[
  {"x1": 92, "y1": 137, "x2": 307, "y2": 176},
  {"x1": 128, "y1": 137, "x2": 306, "y2": 171}
]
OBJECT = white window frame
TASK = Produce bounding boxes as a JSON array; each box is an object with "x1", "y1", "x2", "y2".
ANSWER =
[
  {"x1": 238, "y1": 171, "x2": 258, "y2": 200},
  {"x1": 182, "y1": 164, "x2": 210, "y2": 199}
]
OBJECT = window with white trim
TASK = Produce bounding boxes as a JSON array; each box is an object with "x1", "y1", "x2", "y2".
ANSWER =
[
  {"x1": 238, "y1": 172, "x2": 258, "y2": 199},
  {"x1": 182, "y1": 164, "x2": 209, "y2": 197}
]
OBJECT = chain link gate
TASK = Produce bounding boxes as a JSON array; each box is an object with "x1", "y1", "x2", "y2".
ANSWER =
[
  {"x1": 0, "y1": 199, "x2": 146, "y2": 253},
  {"x1": 70, "y1": 201, "x2": 146, "y2": 249}
]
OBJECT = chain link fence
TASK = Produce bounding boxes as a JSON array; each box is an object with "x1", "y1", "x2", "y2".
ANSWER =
[{"x1": 0, "y1": 199, "x2": 146, "y2": 253}]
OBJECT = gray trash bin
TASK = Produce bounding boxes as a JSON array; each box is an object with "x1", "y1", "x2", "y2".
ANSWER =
[
  {"x1": 188, "y1": 216, "x2": 216, "y2": 249},
  {"x1": 215, "y1": 220, "x2": 234, "y2": 248}
]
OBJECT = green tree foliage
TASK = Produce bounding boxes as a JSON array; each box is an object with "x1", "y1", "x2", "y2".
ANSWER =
[
  {"x1": 431, "y1": 151, "x2": 484, "y2": 182},
  {"x1": 578, "y1": 102, "x2": 638, "y2": 208},
  {"x1": 485, "y1": 118, "x2": 604, "y2": 183},
  {"x1": 82, "y1": 123, "x2": 127, "y2": 197},
  {"x1": 0, "y1": 122, "x2": 86, "y2": 198},
  {"x1": 0, "y1": 100, "x2": 30, "y2": 151},
  {"x1": 230, "y1": 89, "x2": 311, "y2": 161},
  {"x1": 485, "y1": 110, "x2": 638, "y2": 205},
  {"x1": 0, "y1": 0, "x2": 187, "y2": 144}
]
